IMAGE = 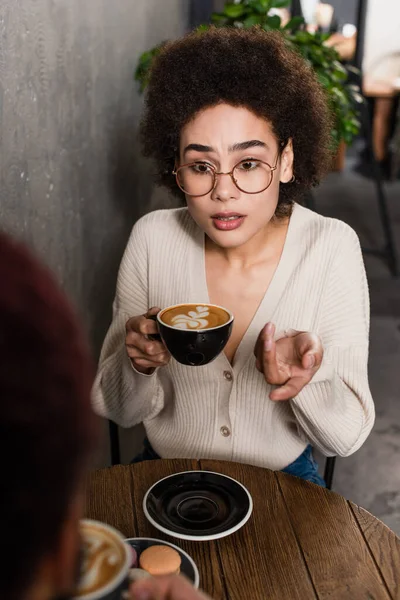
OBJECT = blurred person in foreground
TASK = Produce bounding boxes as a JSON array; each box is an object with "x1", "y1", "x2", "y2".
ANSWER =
[{"x1": 0, "y1": 231, "x2": 209, "y2": 600}]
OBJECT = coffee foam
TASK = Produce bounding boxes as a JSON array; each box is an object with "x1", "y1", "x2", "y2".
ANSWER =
[
  {"x1": 171, "y1": 306, "x2": 210, "y2": 329},
  {"x1": 161, "y1": 304, "x2": 230, "y2": 330},
  {"x1": 75, "y1": 522, "x2": 127, "y2": 597}
]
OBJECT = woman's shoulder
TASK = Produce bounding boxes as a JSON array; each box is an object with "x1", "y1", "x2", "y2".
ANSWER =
[
  {"x1": 293, "y1": 204, "x2": 360, "y2": 250},
  {"x1": 135, "y1": 206, "x2": 190, "y2": 229},
  {"x1": 128, "y1": 207, "x2": 193, "y2": 245}
]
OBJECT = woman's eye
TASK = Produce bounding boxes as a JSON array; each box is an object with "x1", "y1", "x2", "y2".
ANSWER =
[
  {"x1": 239, "y1": 160, "x2": 259, "y2": 171},
  {"x1": 191, "y1": 163, "x2": 213, "y2": 174}
]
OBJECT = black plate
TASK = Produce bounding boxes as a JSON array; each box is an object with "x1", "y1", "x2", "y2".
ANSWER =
[
  {"x1": 124, "y1": 537, "x2": 199, "y2": 588},
  {"x1": 143, "y1": 471, "x2": 253, "y2": 541}
]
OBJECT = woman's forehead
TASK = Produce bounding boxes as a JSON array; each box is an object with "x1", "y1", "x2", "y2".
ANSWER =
[{"x1": 180, "y1": 104, "x2": 276, "y2": 150}]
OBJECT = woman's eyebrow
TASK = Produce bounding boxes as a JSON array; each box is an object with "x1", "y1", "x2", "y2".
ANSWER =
[
  {"x1": 229, "y1": 139, "x2": 268, "y2": 152},
  {"x1": 183, "y1": 143, "x2": 213, "y2": 154},
  {"x1": 183, "y1": 139, "x2": 268, "y2": 155}
]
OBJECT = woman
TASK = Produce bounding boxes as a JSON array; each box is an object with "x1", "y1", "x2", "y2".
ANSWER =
[{"x1": 93, "y1": 27, "x2": 374, "y2": 485}]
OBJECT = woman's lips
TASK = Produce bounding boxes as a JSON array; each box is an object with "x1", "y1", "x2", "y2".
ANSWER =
[{"x1": 211, "y1": 213, "x2": 246, "y2": 231}]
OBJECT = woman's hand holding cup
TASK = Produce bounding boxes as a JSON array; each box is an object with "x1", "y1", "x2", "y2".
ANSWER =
[{"x1": 125, "y1": 307, "x2": 170, "y2": 374}]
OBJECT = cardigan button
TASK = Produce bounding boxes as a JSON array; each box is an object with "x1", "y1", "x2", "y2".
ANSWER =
[
  {"x1": 223, "y1": 371, "x2": 233, "y2": 381},
  {"x1": 220, "y1": 426, "x2": 231, "y2": 437}
]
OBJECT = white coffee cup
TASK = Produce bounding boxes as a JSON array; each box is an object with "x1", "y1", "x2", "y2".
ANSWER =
[{"x1": 73, "y1": 519, "x2": 131, "y2": 600}]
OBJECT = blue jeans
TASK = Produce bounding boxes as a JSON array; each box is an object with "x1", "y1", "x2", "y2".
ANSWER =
[
  {"x1": 281, "y1": 444, "x2": 326, "y2": 487},
  {"x1": 132, "y1": 439, "x2": 326, "y2": 487}
]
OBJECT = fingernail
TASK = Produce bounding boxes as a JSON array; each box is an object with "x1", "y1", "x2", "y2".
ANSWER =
[
  {"x1": 264, "y1": 338, "x2": 273, "y2": 351},
  {"x1": 284, "y1": 328, "x2": 297, "y2": 337},
  {"x1": 305, "y1": 354, "x2": 315, "y2": 369},
  {"x1": 266, "y1": 322, "x2": 273, "y2": 334}
]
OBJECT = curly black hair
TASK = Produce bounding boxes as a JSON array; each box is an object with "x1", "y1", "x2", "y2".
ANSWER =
[{"x1": 140, "y1": 26, "x2": 333, "y2": 217}]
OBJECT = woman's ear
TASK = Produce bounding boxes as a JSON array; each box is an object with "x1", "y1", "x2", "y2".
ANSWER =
[{"x1": 279, "y1": 138, "x2": 294, "y2": 183}]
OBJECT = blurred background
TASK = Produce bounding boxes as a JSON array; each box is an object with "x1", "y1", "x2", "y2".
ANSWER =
[{"x1": 0, "y1": 0, "x2": 399, "y2": 533}]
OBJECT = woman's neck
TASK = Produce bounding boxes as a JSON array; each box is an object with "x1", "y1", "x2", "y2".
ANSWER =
[{"x1": 205, "y1": 216, "x2": 290, "y2": 270}]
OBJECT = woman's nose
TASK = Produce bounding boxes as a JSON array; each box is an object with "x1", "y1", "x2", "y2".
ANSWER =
[{"x1": 210, "y1": 172, "x2": 239, "y2": 202}]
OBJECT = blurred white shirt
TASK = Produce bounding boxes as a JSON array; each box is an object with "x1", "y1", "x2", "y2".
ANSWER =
[{"x1": 363, "y1": 0, "x2": 400, "y2": 87}]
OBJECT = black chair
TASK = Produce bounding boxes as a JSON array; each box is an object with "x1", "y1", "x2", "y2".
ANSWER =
[
  {"x1": 323, "y1": 456, "x2": 336, "y2": 490},
  {"x1": 109, "y1": 420, "x2": 121, "y2": 465},
  {"x1": 109, "y1": 421, "x2": 337, "y2": 489}
]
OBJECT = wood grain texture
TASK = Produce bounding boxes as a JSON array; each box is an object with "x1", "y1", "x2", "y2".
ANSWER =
[
  {"x1": 200, "y1": 460, "x2": 316, "y2": 600},
  {"x1": 276, "y1": 471, "x2": 392, "y2": 599},
  {"x1": 350, "y1": 502, "x2": 400, "y2": 599},
  {"x1": 131, "y1": 459, "x2": 226, "y2": 600},
  {"x1": 85, "y1": 461, "x2": 400, "y2": 599},
  {"x1": 85, "y1": 465, "x2": 136, "y2": 537}
]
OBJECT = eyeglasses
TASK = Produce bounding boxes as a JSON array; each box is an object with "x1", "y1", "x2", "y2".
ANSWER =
[{"x1": 172, "y1": 155, "x2": 279, "y2": 197}]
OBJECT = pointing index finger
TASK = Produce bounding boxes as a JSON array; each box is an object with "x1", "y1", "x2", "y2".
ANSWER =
[{"x1": 261, "y1": 323, "x2": 281, "y2": 383}]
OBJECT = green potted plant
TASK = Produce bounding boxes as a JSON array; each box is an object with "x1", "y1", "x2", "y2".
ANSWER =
[{"x1": 135, "y1": 0, "x2": 362, "y2": 164}]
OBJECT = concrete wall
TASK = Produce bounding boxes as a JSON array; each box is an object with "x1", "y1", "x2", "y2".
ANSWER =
[
  {"x1": 0, "y1": 0, "x2": 186, "y2": 348},
  {"x1": 0, "y1": 0, "x2": 187, "y2": 464}
]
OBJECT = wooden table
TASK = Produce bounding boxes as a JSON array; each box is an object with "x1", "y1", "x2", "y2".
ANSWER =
[{"x1": 86, "y1": 459, "x2": 400, "y2": 599}]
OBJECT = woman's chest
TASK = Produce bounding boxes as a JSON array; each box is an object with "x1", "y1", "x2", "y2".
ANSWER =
[{"x1": 206, "y1": 264, "x2": 278, "y2": 363}]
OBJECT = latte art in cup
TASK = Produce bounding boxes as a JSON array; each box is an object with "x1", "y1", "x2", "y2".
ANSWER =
[
  {"x1": 160, "y1": 304, "x2": 230, "y2": 330},
  {"x1": 74, "y1": 520, "x2": 131, "y2": 599},
  {"x1": 156, "y1": 302, "x2": 233, "y2": 366}
]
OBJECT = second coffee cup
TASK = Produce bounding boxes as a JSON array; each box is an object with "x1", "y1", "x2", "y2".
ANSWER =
[
  {"x1": 73, "y1": 519, "x2": 131, "y2": 600},
  {"x1": 154, "y1": 303, "x2": 234, "y2": 366}
]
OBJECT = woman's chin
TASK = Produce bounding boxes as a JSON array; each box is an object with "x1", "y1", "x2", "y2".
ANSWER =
[{"x1": 206, "y1": 227, "x2": 251, "y2": 249}]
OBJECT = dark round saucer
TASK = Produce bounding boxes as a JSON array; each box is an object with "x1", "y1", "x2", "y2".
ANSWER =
[
  {"x1": 143, "y1": 471, "x2": 253, "y2": 541},
  {"x1": 125, "y1": 537, "x2": 199, "y2": 588}
]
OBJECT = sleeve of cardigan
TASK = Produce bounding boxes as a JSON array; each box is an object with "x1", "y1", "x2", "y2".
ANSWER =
[
  {"x1": 91, "y1": 217, "x2": 164, "y2": 427},
  {"x1": 290, "y1": 225, "x2": 375, "y2": 457}
]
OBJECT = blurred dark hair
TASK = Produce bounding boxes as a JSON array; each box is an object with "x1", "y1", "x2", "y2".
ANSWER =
[
  {"x1": 140, "y1": 27, "x2": 333, "y2": 217},
  {"x1": 0, "y1": 232, "x2": 97, "y2": 600}
]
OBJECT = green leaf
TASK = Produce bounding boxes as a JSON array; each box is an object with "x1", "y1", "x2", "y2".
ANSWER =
[
  {"x1": 265, "y1": 14, "x2": 281, "y2": 29},
  {"x1": 211, "y1": 14, "x2": 228, "y2": 24},
  {"x1": 271, "y1": 0, "x2": 290, "y2": 7},
  {"x1": 196, "y1": 23, "x2": 211, "y2": 31},
  {"x1": 331, "y1": 86, "x2": 348, "y2": 106},
  {"x1": 134, "y1": 45, "x2": 163, "y2": 92},
  {"x1": 332, "y1": 60, "x2": 347, "y2": 75},
  {"x1": 223, "y1": 3, "x2": 246, "y2": 18},
  {"x1": 331, "y1": 69, "x2": 347, "y2": 83},
  {"x1": 249, "y1": 0, "x2": 270, "y2": 14},
  {"x1": 347, "y1": 84, "x2": 361, "y2": 92},
  {"x1": 347, "y1": 65, "x2": 361, "y2": 76},
  {"x1": 292, "y1": 30, "x2": 312, "y2": 43},
  {"x1": 283, "y1": 15, "x2": 304, "y2": 30},
  {"x1": 351, "y1": 91, "x2": 364, "y2": 104},
  {"x1": 243, "y1": 14, "x2": 263, "y2": 26},
  {"x1": 317, "y1": 72, "x2": 331, "y2": 88}
]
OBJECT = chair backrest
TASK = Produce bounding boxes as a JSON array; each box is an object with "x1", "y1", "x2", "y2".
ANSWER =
[
  {"x1": 354, "y1": 0, "x2": 369, "y2": 72},
  {"x1": 324, "y1": 456, "x2": 336, "y2": 490},
  {"x1": 109, "y1": 420, "x2": 121, "y2": 465}
]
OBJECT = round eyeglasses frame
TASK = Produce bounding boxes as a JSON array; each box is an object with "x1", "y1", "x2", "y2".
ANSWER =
[{"x1": 172, "y1": 155, "x2": 280, "y2": 197}]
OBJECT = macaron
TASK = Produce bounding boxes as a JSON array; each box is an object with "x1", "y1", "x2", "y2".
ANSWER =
[{"x1": 139, "y1": 545, "x2": 181, "y2": 576}]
